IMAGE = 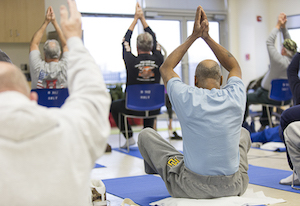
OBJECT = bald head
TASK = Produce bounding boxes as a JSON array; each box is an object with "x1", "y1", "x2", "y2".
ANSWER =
[
  {"x1": 195, "y1": 60, "x2": 222, "y2": 89},
  {"x1": 0, "y1": 62, "x2": 31, "y2": 97}
]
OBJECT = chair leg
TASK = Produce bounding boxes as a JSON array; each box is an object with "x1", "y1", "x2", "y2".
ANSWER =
[
  {"x1": 118, "y1": 113, "x2": 121, "y2": 149},
  {"x1": 124, "y1": 114, "x2": 130, "y2": 153},
  {"x1": 292, "y1": 168, "x2": 300, "y2": 190},
  {"x1": 266, "y1": 105, "x2": 273, "y2": 128}
]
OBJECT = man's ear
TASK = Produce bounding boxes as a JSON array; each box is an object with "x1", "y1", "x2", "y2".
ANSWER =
[
  {"x1": 220, "y1": 76, "x2": 223, "y2": 86},
  {"x1": 194, "y1": 76, "x2": 197, "y2": 86},
  {"x1": 30, "y1": 91, "x2": 38, "y2": 102}
]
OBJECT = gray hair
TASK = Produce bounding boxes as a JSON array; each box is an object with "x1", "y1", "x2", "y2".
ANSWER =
[
  {"x1": 43, "y1": 39, "x2": 61, "y2": 59},
  {"x1": 195, "y1": 61, "x2": 222, "y2": 82},
  {"x1": 137, "y1": 32, "x2": 153, "y2": 52}
]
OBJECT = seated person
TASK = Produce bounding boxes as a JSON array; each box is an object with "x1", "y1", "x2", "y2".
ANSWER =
[
  {"x1": 279, "y1": 52, "x2": 300, "y2": 185},
  {"x1": 0, "y1": 1, "x2": 111, "y2": 205},
  {"x1": 138, "y1": 6, "x2": 251, "y2": 198},
  {"x1": 283, "y1": 122, "x2": 300, "y2": 187},
  {"x1": 30, "y1": 6, "x2": 68, "y2": 89},
  {"x1": 244, "y1": 12, "x2": 297, "y2": 130},
  {"x1": 110, "y1": 2, "x2": 164, "y2": 148}
]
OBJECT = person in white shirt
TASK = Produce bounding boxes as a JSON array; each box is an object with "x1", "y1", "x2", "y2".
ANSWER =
[{"x1": 0, "y1": 1, "x2": 111, "y2": 205}]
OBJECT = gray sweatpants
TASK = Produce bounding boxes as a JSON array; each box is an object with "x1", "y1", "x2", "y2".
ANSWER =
[
  {"x1": 138, "y1": 127, "x2": 251, "y2": 199},
  {"x1": 284, "y1": 122, "x2": 300, "y2": 180}
]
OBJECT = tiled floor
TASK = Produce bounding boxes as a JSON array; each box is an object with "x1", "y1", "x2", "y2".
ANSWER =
[{"x1": 91, "y1": 116, "x2": 299, "y2": 206}]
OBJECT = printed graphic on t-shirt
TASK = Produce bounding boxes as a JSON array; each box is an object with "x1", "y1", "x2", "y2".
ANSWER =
[
  {"x1": 45, "y1": 79, "x2": 58, "y2": 89},
  {"x1": 37, "y1": 70, "x2": 64, "y2": 89},
  {"x1": 135, "y1": 60, "x2": 158, "y2": 81}
]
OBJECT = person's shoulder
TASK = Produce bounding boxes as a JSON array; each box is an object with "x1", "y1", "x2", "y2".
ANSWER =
[
  {"x1": 168, "y1": 77, "x2": 182, "y2": 85},
  {"x1": 29, "y1": 50, "x2": 42, "y2": 64},
  {"x1": 29, "y1": 50, "x2": 41, "y2": 56},
  {"x1": 227, "y1": 76, "x2": 243, "y2": 84},
  {"x1": 226, "y1": 76, "x2": 245, "y2": 91}
]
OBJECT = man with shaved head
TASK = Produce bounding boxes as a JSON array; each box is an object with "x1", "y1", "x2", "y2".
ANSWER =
[
  {"x1": 194, "y1": 59, "x2": 222, "y2": 89},
  {"x1": 29, "y1": 6, "x2": 68, "y2": 89},
  {"x1": 0, "y1": 62, "x2": 33, "y2": 96},
  {"x1": 0, "y1": 1, "x2": 111, "y2": 205},
  {"x1": 138, "y1": 6, "x2": 251, "y2": 199}
]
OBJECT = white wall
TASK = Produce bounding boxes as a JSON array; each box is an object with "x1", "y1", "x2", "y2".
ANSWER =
[
  {"x1": 229, "y1": 0, "x2": 300, "y2": 87},
  {"x1": 228, "y1": 0, "x2": 269, "y2": 87}
]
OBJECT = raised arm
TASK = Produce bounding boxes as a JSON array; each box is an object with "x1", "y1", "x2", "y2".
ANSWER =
[
  {"x1": 135, "y1": 2, "x2": 149, "y2": 29},
  {"x1": 201, "y1": 8, "x2": 241, "y2": 79},
  {"x1": 276, "y1": 12, "x2": 291, "y2": 40},
  {"x1": 127, "y1": 2, "x2": 142, "y2": 32},
  {"x1": 30, "y1": 7, "x2": 52, "y2": 52},
  {"x1": 276, "y1": 12, "x2": 286, "y2": 30},
  {"x1": 60, "y1": 0, "x2": 111, "y2": 156},
  {"x1": 51, "y1": 9, "x2": 68, "y2": 52},
  {"x1": 267, "y1": 13, "x2": 290, "y2": 64},
  {"x1": 160, "y1": 6, "x2": 210, "y2": 88}
]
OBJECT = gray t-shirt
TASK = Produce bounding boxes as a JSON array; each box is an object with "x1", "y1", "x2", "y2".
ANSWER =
[{"x1": 29, "y1": 50, "x2": 68, "y2": 89}]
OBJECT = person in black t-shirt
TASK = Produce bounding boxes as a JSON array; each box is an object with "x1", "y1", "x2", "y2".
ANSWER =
[{"x1": 110, "y1": 2, "x2": 164, "y2": 149}]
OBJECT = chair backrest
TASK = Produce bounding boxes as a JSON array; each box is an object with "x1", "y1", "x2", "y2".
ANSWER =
[
  {"x1": 31, "y1": 88, "x2": 69, "y2": 108},
  {"x1": 269, "y1": 79, "x2": 293, "y2": 101},
  {"x1": 125, "y1": 84, "x2": 165, "y2": 111}
]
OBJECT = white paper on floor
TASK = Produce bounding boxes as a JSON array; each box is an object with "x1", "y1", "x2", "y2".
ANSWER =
[
  {"x1": 260, "y1": 142, "x2": 285, "y2": 151},
  {"x1": 150, "y1": 188, "x2": 285, "y2": 206}
]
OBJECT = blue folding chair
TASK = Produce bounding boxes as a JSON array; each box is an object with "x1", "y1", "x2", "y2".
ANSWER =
[
  {"x1": 263, "y1": 79, "x2": 293, "y2": 127},
  {"x1": 31, "y1": 88, "x2": 69, "y2": 108},
  {"x1": 119, "y1": 84, "x2": 165, "y2": 152}
]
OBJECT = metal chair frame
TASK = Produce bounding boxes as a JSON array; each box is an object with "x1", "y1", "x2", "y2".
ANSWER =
[
  {"x1": 262, "y1": 79, "x2": 293, "y2": 128},
  {"x1": 119, "y1": 84, "x2": 165, "y2": 152}
]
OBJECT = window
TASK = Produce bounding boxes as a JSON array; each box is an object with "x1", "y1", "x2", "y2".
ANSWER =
[
  {"x1": 187, "y1": 21, "x2": 220, "y2": 86},
  {"x1": 145, "y1": 19, "x2": 181, "y2": 79},
  {"x1": 77, "y1": 0, "x2": 136, "y2": 15},
  {"x1": 78, "y1": 1, "x2": 223, "y2": 85},
  {"x1": 288, "y1": 28, "x2": 300, "y2": 51},
  {"x1": 82, "y1": 17, "x2": 138, "y2": 84}
]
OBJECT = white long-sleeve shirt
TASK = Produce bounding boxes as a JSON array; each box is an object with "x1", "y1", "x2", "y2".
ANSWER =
[{"x1": 0, "y1": 37, "x2": 111, "y2": 206}]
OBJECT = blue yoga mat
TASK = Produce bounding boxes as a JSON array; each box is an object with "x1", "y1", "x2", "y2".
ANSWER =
[
  {"x1": 112, "y1": 147, "x2": 143, "y2": 159},
  {"x1": 112, "y1": 148, "x2": 299, "y2": 194},
  {"x1": 94, "y1": 163, "x2": 105, "y2": 168},
  {"x1": 102, "y1": 167, "x2": 299, "y2": 206},
  {"x1": 103, "y1": 175, "x2": 170, "y2": 206},
  {"x1": 112, "y1": 147, "x2": 183, "y2": 159},
  {"x1": 248, "y1": 164, "x2": 300, "y2": 193}
]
